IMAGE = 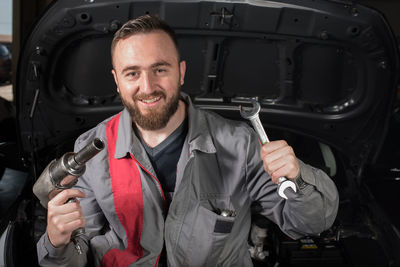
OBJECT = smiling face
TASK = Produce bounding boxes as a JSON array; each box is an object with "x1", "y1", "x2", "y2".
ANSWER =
[{"x1": 112, "y1": 30, "x2": 186, "y2": 131}]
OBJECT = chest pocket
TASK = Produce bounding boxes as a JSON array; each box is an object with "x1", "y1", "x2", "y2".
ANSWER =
[
  {"x1": 173, "y1": 149, "x2": 246, "y2": 266},
  {"x1": 183, "y1": 195, "x2": 237, "y2": 267}
]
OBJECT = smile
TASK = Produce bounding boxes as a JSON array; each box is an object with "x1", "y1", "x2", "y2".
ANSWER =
[{"x1": 140, "y1": 96, "x2": 162, "y2": 104}]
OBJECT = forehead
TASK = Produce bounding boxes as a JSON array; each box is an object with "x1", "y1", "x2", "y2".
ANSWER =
[{"x1": 113, "y1": 30, "x2": 179, "y2": 69}]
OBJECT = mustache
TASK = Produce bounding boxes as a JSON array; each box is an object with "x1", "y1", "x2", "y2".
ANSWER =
[{"x1": 133, "y1": 91, "x2": 166, "y2": 101}]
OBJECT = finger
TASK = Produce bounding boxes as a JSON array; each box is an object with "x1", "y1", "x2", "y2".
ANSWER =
[
  {"x1": 264, "y1": 152, "x2": 298, "y2": 175},
  {"x1": 260, "y1": 140, "x2": 288, "y2": 157},
  {"x1": 49, "y1": 201, "x2": 84, "y2": 216},
  {"x1": 261, "y1": 145, "x2": 293, "y2": 173},
  {"x1": 270, "y1": 175, "x2": 279, "y2": 184},
  {"x1": 48, "y1": 189, "x2": 63, "y2": 201},
  {"x1": 264, "y1": 158, "x2": 286, "y2": 182},
  {"x1": 50, "y1": 215, "x2": 86, "y2": 235},
  {"x1": 270, "y1": 159, "x2": 299, "y2": 180},
  {"x1": 271, "y1": 166, "x2": 293, "y2": 182},
  {"x1": 49, "y1": 208, "x2": 85, "y2": 224},
  {"x1": 261, "y1": 146, "x2": 294, "y2": 167},
  {"x1": 265, "y1": 151, "x2": 296, "y2": 171},
  {"x1": 269, "y1": 166, "x2": 291, "y2": 184},
  {"x1": 49, "y1": 189, "x2": 86, "y2": 206}
]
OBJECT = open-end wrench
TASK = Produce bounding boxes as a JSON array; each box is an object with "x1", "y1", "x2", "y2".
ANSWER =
[{"x1": 239, "y1": 99, "x2": 297, "y2": 199}]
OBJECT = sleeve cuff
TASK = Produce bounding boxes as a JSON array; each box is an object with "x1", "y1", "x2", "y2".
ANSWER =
[
  {"x1": 295, "y1": 159, "x2": 317, "y2": 191},
  {"x1": 44, "y1": 232, "x2": 74, "y2": 258}
]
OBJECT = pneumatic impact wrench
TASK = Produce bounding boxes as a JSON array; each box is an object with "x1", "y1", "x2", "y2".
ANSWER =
[{"x1": 33, "y1": 138, "x2": 105, "y2": 254}]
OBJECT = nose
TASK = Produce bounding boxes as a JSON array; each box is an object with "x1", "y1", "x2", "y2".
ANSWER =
[{"x1": 139, "y1": 72, "x2": 155, "y2": 94}]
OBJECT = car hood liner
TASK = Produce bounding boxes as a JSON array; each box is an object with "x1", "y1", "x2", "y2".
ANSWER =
[{"x1": 17, "y1": 0, "x2": 399, "y2": 168}]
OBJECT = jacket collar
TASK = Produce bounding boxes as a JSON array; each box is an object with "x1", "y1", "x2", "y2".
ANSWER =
[
  {"x1": 114, "y1": 108, "x2": 150, "y2": 161},
  {"x1": 114, "y1": 108, "x2": 156, "y2": 175},
  {"x1": 183, "y1": 93, "x2": 216, "y2": 154}
]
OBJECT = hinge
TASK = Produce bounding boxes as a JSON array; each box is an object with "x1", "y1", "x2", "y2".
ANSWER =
[{"x1": 210, "y1": 7, "x2": 234, "y2": 25}]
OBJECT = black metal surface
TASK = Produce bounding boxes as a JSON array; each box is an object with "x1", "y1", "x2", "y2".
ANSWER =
[{"x1": 16, "y1": 0, "x2": 399, "y2": 170}]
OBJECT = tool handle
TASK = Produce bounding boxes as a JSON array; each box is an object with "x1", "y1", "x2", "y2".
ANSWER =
[
  {"x1": 249, "y1": 116, "x2": 269, "y2": 144},
  {"x1": 66, "y1": 197, "x2": 85, "y2": 254},
  {"x1": 249, "y1": 117, "x2": 297, "y2": 198}
]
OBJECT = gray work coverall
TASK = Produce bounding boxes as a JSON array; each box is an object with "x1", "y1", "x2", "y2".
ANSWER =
[{"x1": 37, "y1": 94, "x2": 339, "y2": 266}]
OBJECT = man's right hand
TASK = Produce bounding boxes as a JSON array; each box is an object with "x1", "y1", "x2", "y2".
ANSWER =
[{"x1": 46, "y1": 189, "x2": 86, "y2": 247}]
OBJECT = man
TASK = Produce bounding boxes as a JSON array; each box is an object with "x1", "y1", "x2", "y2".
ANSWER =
[{"x1": 37, "y1": 15, "x2": 339, "y2": 266}]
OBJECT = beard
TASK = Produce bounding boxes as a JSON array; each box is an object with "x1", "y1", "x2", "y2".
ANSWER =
[{"x1": 122, "y1": 85, "x2": 181, "y2": 131}]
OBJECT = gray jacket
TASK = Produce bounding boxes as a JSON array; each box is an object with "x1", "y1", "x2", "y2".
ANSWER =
[{"x1": 37, "y1": 95, "x2": 339, "y2": 266}]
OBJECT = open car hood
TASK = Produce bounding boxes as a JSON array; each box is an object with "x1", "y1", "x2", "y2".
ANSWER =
[{"x1": 17, "y1": 0, "x2": 399, "y2": 167}]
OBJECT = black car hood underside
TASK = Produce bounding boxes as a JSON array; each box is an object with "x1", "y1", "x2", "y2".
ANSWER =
[{"x1": 17, "y1": 0, "x2": 399, "y2": 167}]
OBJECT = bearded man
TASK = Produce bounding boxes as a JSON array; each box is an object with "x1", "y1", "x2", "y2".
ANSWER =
[{"x1": 37, "y1": 15, "x2": 338, "y2": 267}]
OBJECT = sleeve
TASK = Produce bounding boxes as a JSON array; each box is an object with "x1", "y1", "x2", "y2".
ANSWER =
[
  {"x1": 245, "y1": 128, "x2": 339, "y2": 240},
  {"x1": 36, "y1": 232, "x2": 89, "y2": 267},
  {"x1": 36, "y1": 132, "x2": 107, "y2": 267}
]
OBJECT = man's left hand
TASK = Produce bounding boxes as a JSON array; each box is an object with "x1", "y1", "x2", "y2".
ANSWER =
[{"x1": 260, "y1": 140, "x2": 300, "y2": 184}]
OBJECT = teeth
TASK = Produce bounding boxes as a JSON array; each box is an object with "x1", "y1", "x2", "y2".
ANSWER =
[{"x1": 141, "y1": 96, "x2": 161, "y2": 103}]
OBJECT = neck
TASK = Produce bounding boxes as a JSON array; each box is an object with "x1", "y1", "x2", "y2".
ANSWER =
[{"x1": 135, "y1": 100, "x2": 187, "y2": 148}]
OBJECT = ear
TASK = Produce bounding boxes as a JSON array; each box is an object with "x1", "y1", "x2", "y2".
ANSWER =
[
  {"x1": 179, "y1": 60, "x2": 186, "y2": 86},
  {"x1": 111, "y1": 69, "x2": 120, "y2": 93}
]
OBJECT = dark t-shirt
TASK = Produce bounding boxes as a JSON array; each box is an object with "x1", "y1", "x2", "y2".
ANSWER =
[
  {"x1": 134, "y1": 118, "x2": 188, "y2": 267},
  {"x1": 134, "y1": 118, "x2": 188, "y2": 206}
]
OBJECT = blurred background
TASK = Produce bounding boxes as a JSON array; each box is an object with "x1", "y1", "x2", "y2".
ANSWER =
[{"x1": 0, "y1": 0, "x2": 12, "y2": 102}]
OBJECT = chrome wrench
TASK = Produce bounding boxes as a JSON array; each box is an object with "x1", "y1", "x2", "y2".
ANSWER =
[{"x1": 239, "y1": 100, "x2": 297, "y2": 199}]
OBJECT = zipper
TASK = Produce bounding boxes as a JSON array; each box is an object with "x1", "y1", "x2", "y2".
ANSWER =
[
  {"x1": 130, "y1": 153, "x2": 167, "y2": 211},
  {"x1": 130, "y1": 154, "x2": 166, "y2": 267}
]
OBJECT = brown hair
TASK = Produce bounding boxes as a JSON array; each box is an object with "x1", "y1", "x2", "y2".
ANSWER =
[{"x1": 111, "y1": 15, "x2": 180, "y2": 66}]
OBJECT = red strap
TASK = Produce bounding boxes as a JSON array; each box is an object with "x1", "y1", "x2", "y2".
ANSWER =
[{"x1": 102, "y1": 113, "x2": 144, "y2": 267}]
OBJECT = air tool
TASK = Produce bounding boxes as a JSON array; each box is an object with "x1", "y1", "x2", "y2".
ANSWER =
[{"x1": 33, "y1": 137, "x2": 105, "y2": 253}]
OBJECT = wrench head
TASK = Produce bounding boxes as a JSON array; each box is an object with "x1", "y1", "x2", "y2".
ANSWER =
[
  {"x1": 278, "y1": 180, "x2": 297, "y2": 199},
  {"x1": 239, "y1": 99, "x2": 261, "y2": 120}
]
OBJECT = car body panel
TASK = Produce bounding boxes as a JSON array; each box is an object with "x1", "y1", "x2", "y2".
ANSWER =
[{"x1": 16, "y1": 0, "x2": 399, "y2": 172}]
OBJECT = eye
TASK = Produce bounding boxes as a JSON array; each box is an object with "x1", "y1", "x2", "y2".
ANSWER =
[
  {"x1": 126, "y1": 71, "x2": 138, "y2": 78},
  {"x1": 155, "y1": 68, "x2": 167, "y2": 74}
]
